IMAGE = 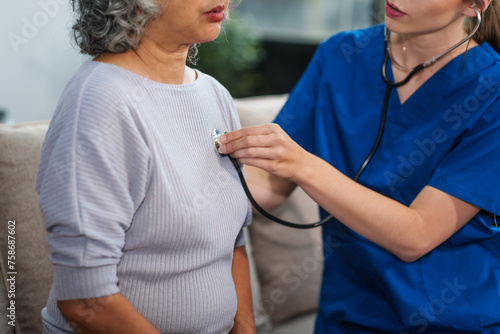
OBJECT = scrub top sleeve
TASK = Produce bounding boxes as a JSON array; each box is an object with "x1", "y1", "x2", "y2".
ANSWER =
[
  {"x1": 428, "y1": 98, "x2": 500, "y2": 216},
  {"x1": 36, "y1": 93, "x2": 152, "y2": 300},
  {"x1": 273, "y1": 42, "x2": 327, "y2": 153}
]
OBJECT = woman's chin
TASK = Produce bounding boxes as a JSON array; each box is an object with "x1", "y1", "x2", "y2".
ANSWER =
[{"x1": 197, "y1": 30, "x2": 223, "y2": 44}]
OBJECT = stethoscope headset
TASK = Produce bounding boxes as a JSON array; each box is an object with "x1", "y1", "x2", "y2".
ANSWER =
[{"x1": 212, "y1": 5, "x2": 482, "y2": 229}]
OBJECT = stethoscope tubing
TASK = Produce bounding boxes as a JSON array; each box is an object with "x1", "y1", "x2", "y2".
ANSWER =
[
  {"x1": 227, "y1": 76, "x2": 395, "y2": 229},
  {"x1": 229, "y1": 155, "x2": 329, "y2": 228},
  {"x1": 228, "y1": 8, "x2": 481, "y2": 229},
  {"x1": 228, "y1": 55, "x2": 413, "y2": 229}
]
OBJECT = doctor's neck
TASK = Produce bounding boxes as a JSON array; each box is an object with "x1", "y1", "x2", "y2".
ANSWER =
[{"x1": 389, "y1": 23, "x2": 477, "y2": 71}]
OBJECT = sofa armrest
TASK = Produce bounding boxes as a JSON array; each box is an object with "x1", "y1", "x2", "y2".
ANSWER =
[{"x1": 0, "y1": 122, "x2": 53, "y2": 334}]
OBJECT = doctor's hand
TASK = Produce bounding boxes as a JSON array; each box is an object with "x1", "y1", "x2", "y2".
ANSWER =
[{"x1": 218, "y1": 124, "x2": 315, "y2": 183}]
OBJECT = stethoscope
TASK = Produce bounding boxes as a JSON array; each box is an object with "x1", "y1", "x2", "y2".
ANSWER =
[{"x1": 213, "y1": 6, "x2": 482, "y2": 229}]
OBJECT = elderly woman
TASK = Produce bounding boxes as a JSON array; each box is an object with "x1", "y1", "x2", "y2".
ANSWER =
[{"x1": 35, "y1": 0, "x2": 255, "y2": 333}]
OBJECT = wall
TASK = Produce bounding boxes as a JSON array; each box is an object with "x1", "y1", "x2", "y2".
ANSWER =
[{"x1": 0, "y1": 0, "x2": 89, "y2": 124}]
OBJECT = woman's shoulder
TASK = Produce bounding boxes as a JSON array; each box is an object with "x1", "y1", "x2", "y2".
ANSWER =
[
  {"x1": 196, "y1": 70, "x2": 228, "y2": 90},
  {"x1": 478, "y1": 42, "x2": 500, "y2": 72},
  {"x1": 62, "y1": 61, "x2": 137, "y2": 104},
  {"x1": 50, "y1": 62, "x2": 141, "y2": 133},
  {"x1": 455, "y1": 43, "x2": 500, "y2": 97},
  {"x1": 195, "y1": 70, "x2": 233, "y2": 101},
  {"x1": 480, "y1": 41, "x2": 500, "y2": 61}
]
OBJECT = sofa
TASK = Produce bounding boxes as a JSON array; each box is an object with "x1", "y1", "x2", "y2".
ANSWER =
[{"x1": 0, "y1": 94, "x2": 323, "y2": 334}]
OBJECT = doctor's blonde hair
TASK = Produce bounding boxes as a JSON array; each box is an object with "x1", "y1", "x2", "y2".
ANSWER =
[{"x1": 464, "y1": 0, "x2": 500, "y2": 53}]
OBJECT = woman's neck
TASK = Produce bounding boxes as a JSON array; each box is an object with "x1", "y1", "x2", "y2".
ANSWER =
[{"x1": 94, "y1": 36, "x2": 196, "y2": 85}]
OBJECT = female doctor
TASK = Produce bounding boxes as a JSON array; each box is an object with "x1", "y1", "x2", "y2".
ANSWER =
[{"x1": 220, "y1": 0, "x2": 500, "y2": 332}]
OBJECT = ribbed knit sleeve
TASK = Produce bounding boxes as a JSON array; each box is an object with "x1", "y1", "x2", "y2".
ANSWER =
[
  {"x1": 234, "y1": 203, "x2": 251, "y2": 248},
  {"x1": 36, "y1": 73, "x2": 151, "y2": 300}
]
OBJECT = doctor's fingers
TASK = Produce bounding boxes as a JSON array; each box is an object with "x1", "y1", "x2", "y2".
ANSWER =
[
  {"x1": 236, "y1": 156, "x2": 284, "y2": 176},
  {"x1": 232, "y1": 147, "x2": 296, "y2": 179},
  {"x1": 229, "y1": 145, "x2": 284, "y2": 161},
  {"x1": 220, "y1": 131, "x2": 287, "y2": 155},
  {"x1": 220, "y1": 123, "x2": 284, "y2": 144}
]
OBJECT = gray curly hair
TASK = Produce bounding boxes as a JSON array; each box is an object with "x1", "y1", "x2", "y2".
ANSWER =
[{"x1": 71, "y1": 0, "x2": 204, "y2": 62}]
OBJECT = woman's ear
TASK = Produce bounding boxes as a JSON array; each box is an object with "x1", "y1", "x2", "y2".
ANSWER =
[{"x1": 463, "y1": 0, "x2": 492, "y2": 17}]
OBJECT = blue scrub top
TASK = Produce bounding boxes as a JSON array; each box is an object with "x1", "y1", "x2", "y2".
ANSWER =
[{"x1": 274, "y1": 24, "x2": 500, "y2": 333}]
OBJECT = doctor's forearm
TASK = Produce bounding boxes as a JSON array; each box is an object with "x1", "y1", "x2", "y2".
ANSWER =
[
  {"x1": 220, "y1": 126, "x2": 477, "y2": 261},
  {"x1": 293, "y1": 155, "x2": 457, "y2": 262},
  {"x1": 244, "y1": 165, "x2": 297, "y2": 212}
]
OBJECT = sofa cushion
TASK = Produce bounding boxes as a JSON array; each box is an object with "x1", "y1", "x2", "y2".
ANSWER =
[
  {"x1": 234, "y1": 96, "x2": 323, "y2": 326},
  {"x1": 0, "y1": 121, "x2": 52, "y2": 334},
  {"x1": 271, "y1": 312, "x2": 316, "y2": 334}
]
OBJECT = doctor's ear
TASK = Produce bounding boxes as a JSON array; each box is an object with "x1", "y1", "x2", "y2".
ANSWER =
[{"x1": 464, "y1": 0, "x2": 492, "y2": 17}]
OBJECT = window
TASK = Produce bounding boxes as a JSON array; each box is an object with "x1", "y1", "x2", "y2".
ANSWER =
[
  {"x1": 235, "y1": 0, "x2": 382, "y2": 44},
  {"x1": 211, "y1": 0, "x2": 385, "y2": 95}
]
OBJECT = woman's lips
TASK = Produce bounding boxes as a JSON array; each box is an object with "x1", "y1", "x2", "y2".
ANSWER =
[
  {"x1": 204, "y1": 5, "x2": 225, "y2": 22},
  {"x1": 385, "y1": 1, "x2": 407, "y2": 18}
]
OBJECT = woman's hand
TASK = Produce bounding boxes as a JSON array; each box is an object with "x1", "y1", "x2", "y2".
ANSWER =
[
  {"x1": 219, "y1": 124, "x2": 314, "y2": 183},
  {"x1": 58, "y1": 293, "x2": 161, "y2": 334}
]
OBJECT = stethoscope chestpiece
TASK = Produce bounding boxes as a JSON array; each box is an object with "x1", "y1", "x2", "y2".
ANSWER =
[{"x1": 212, "y1": 128, "x2": 227, "y2": 157}]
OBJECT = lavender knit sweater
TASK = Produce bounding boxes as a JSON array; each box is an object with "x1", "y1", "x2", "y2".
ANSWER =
[{"x1": 36, "y1": 62, "x2": 251, "y2": 333}]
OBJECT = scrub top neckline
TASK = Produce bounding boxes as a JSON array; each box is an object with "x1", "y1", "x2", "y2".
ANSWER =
[
  {"x1": 382, "y1": 43, "x2": 497, "y2": 137},
  {"x1": 385, "y1": 43, "x2": 494, "y2": 109}
]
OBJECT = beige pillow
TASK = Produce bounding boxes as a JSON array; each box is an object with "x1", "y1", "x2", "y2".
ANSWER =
[
  {"x1": 234, "y1": 96, "x2": 323, "y2": 325},
  {"x1": 0, "y1": 121, "x2": 52, "y2": 334}
]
